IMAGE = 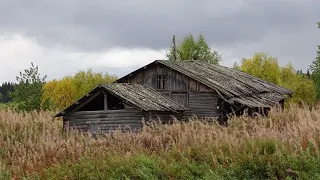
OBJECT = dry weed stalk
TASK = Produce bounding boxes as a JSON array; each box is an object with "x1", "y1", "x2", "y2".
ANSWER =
[{"x1": 0, "y1": 104, "x2": 319, "y2": 177}]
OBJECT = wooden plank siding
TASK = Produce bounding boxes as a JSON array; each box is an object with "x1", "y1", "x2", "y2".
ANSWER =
[
  {"x1": 171, "y1": 92, "x2": 188, "y2": 107},
  {"x1": 188, "y1": 91, "x2": 218, "y2": 117},
  {"x1": 63, "y1": 108, "x2": 144, "y2": 133},
  {"x1": 118, "y1": 63, "x2": 219, "y2": 119},
  {"x1": 58, "y1": 83, "x2": 189, "y2": 134},
  {"x1": 63, "y1": 109, "x2": 182, "y2": 134},
  {"x1": 145, "y1": 112, "x2": 182, "y2": 124}
]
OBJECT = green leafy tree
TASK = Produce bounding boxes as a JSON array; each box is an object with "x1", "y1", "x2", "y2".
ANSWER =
[
  {"x1": 11, "y1": 62, "x2": 50, "y2": 112},
  {"x1": 72, "y1": 69, "x2": 118, "y2": 99},
  {"x1": 310, "y1": 22, "x2": 320, "y2": 101},
  {"x1": 240, "y1": 52, "x2": 281, "y2": 84},
  {"x1": 279, "y1": 64, "x2": 316, "y2": 105},
  {"x1": 166, "y1": 34, "x2": 221, "y2": 64},
  {"x1": 0, "y1": 93, "x2": 3, "y2": 102}
]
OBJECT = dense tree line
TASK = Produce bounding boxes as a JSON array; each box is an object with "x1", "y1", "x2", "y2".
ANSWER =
[{"x1": 0, "y1": 82, "x2": 15, "y2": 103}]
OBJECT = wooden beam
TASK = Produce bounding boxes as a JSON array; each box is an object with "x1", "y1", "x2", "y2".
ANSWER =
[
  {"x1": 104, "y1": 93, "x2": 108, "y2": 111},
  {"x1": 72, "y1": 91, "x2": 102, "y2": 112}
]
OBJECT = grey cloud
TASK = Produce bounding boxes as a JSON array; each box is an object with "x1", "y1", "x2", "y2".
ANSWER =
[
  {"x1": 1, "y1": 0, "x2": 318, "y2": 49},
  {"x1": 220, "y1": 23, "x2": 319, "y2": 71},
  {"x1": 0, "y1": 0, "x2": 319, "y2": 70}
]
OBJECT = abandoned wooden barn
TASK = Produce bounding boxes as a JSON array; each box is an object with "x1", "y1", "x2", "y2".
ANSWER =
[
  {"x1": 116, "y1": 60, "x2": 294, "y2": 121},
  {"x1": 56, "y1": 60, "x2": 293, "y2": 134},
  {"x1": 55, "y1": 83, "x2": 188, "y2": 134}
]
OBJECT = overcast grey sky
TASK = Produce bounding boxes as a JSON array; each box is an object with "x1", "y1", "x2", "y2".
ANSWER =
[{"x1": 0, "y1": 0, "x2": 319, "y2": 83}]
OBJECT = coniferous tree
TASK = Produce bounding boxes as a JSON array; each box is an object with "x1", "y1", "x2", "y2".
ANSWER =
[
  {"x1": 11, "y1": 62, "x2": 50, "y2": 112},
  {"x1": 0, "y1": 82, "x2": 15, "y2": 103},
  {"x1": 310, "y1": 22, "x2": 320, "y2": 100},
  {"x1": 307, "y1": 69, "x2": 311, "y2": 78}
]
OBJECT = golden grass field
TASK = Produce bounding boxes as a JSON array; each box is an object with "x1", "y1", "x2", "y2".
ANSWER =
[{"x1": 0, "y1": 105, "x2": 320, "y2": 179}]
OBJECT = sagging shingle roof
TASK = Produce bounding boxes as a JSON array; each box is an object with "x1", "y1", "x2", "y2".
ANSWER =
[
  {"x1": 56, "y1": 83, "x2": 188, "y2": 117},
  {"x1": 158, "y1": 60, "x2": 293, "y2": 107},
  {"x1": 116, "y1": 60, "x2": 293, "y2": 108},
  {"x1": 101, "y1": 83, "x2": 188, "y2": 112},
  {"x1": 230, "y1": 93, "x2": 287, "y2": 108}
]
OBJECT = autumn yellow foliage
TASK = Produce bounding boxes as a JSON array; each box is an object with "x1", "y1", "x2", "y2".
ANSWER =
[{"x1": 42, "y1": 69, "x2": 117, "y2": 110}]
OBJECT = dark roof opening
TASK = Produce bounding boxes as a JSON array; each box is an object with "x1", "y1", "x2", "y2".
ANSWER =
[
  {"x1": 107, "y1": 93, "x2": 124, "y2": 110},
  {"x1": 78, "y1": 93, "x2": 104, "y2": 111}
]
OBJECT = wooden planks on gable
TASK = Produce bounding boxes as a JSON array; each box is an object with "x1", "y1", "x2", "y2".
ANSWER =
[{"x1": 188, "y1": 91, "x2": 218, "y2": 117}]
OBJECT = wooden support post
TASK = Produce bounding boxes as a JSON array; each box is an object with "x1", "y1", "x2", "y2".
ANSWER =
[
  {"x1": 104, "y1": 93, "x2": 108, "y2": 111},
  {"x1": 173, "y1": 35, "x2": 177, "y2": 61}
]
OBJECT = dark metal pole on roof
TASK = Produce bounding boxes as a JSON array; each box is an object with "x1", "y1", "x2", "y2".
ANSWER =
[{"x1": 173, "y1": 35, "x2": 177, "y2": 61}]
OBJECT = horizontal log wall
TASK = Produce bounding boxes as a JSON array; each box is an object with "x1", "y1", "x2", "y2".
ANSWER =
[
  {"x1": 146, "y1": 112, "x2": 181, "y2": 124},
  {"x1": 188, "y1": 78, "x2": 213, "y2": 92},
  {"x1": 63, "y1": 108, "x2": 144, "y2": 134},
  {"x1": 187, "y1": 91, "x2": 218, "y2": 118},
  {"x1": 118, "y1": 63, "x2": 220, "y2": 120}
]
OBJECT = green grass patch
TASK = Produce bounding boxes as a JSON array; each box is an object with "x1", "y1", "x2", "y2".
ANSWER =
[
  {"x1": 0, "y1": 103, "x2": 7, "y2": 110},
  {"x1": 23, "y1": 149, "x2": 320, "y2": 180}
]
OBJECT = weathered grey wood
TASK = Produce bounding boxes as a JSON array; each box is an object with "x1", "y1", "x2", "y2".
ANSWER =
[
  {"x1": 64, "y1": 108, "x2": 144, "y2": 133},
  {"x1": 118, "y1": 64, "x2": 208, "y2": 92},
  {"x1": 145, "y1": 112, "x2": 181, "y2": 124},
  {"x1": 110, "y1": 60, "x2": 294, "y2": 121},
  {"x1": 104, "y1": 93, "x2": 108, "y2": 110},
  {"x1": 60, "y1": 59, "x2": 259, "y2": 134},
  {"x1": 67, "y1": 114, "x2": 143, "y2": 122},
  {"x1": 188, "y1": 91, "x2": 218, "y2": 118},
  {"x1": 171, "y1": 92, "x2": 188, "y2": 107},
  {"x1": 72, "y1": 109, "x2": 139, "y2": 115},
  {"x1": 86, "y1": 120, "x2": 101, "y2": 124},
  {"x1": 69, "y1": 119, "x2": 143, "y2": 124},
  {"x1": 66, "y1": 113, "x2": 143, "y2": 120},
  {"x1": 116, "y1": 63, "x2": 221, "y2": 119}
]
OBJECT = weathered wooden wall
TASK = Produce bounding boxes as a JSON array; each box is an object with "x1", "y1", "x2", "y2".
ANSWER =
[
  {"x1": 118, "y1": 63, "x2": 219, "y2": 118},
  {"x1": 144, "y1": 112, "x2": 182, "y2": 124},
  {"x1": 188, "y1": 91, "x2": 218, "y2": 117},
  {"x1": 63, "y1": 107, "x2": 144, "y2": 134},
  {"x1": 63, "y1": 109, "x2": 182, "y2": 134}
]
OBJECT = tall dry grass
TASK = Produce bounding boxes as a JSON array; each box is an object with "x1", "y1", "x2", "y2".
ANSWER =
[{"x1": 0, "y1": 105, "x2": 320, "y2": 179}]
